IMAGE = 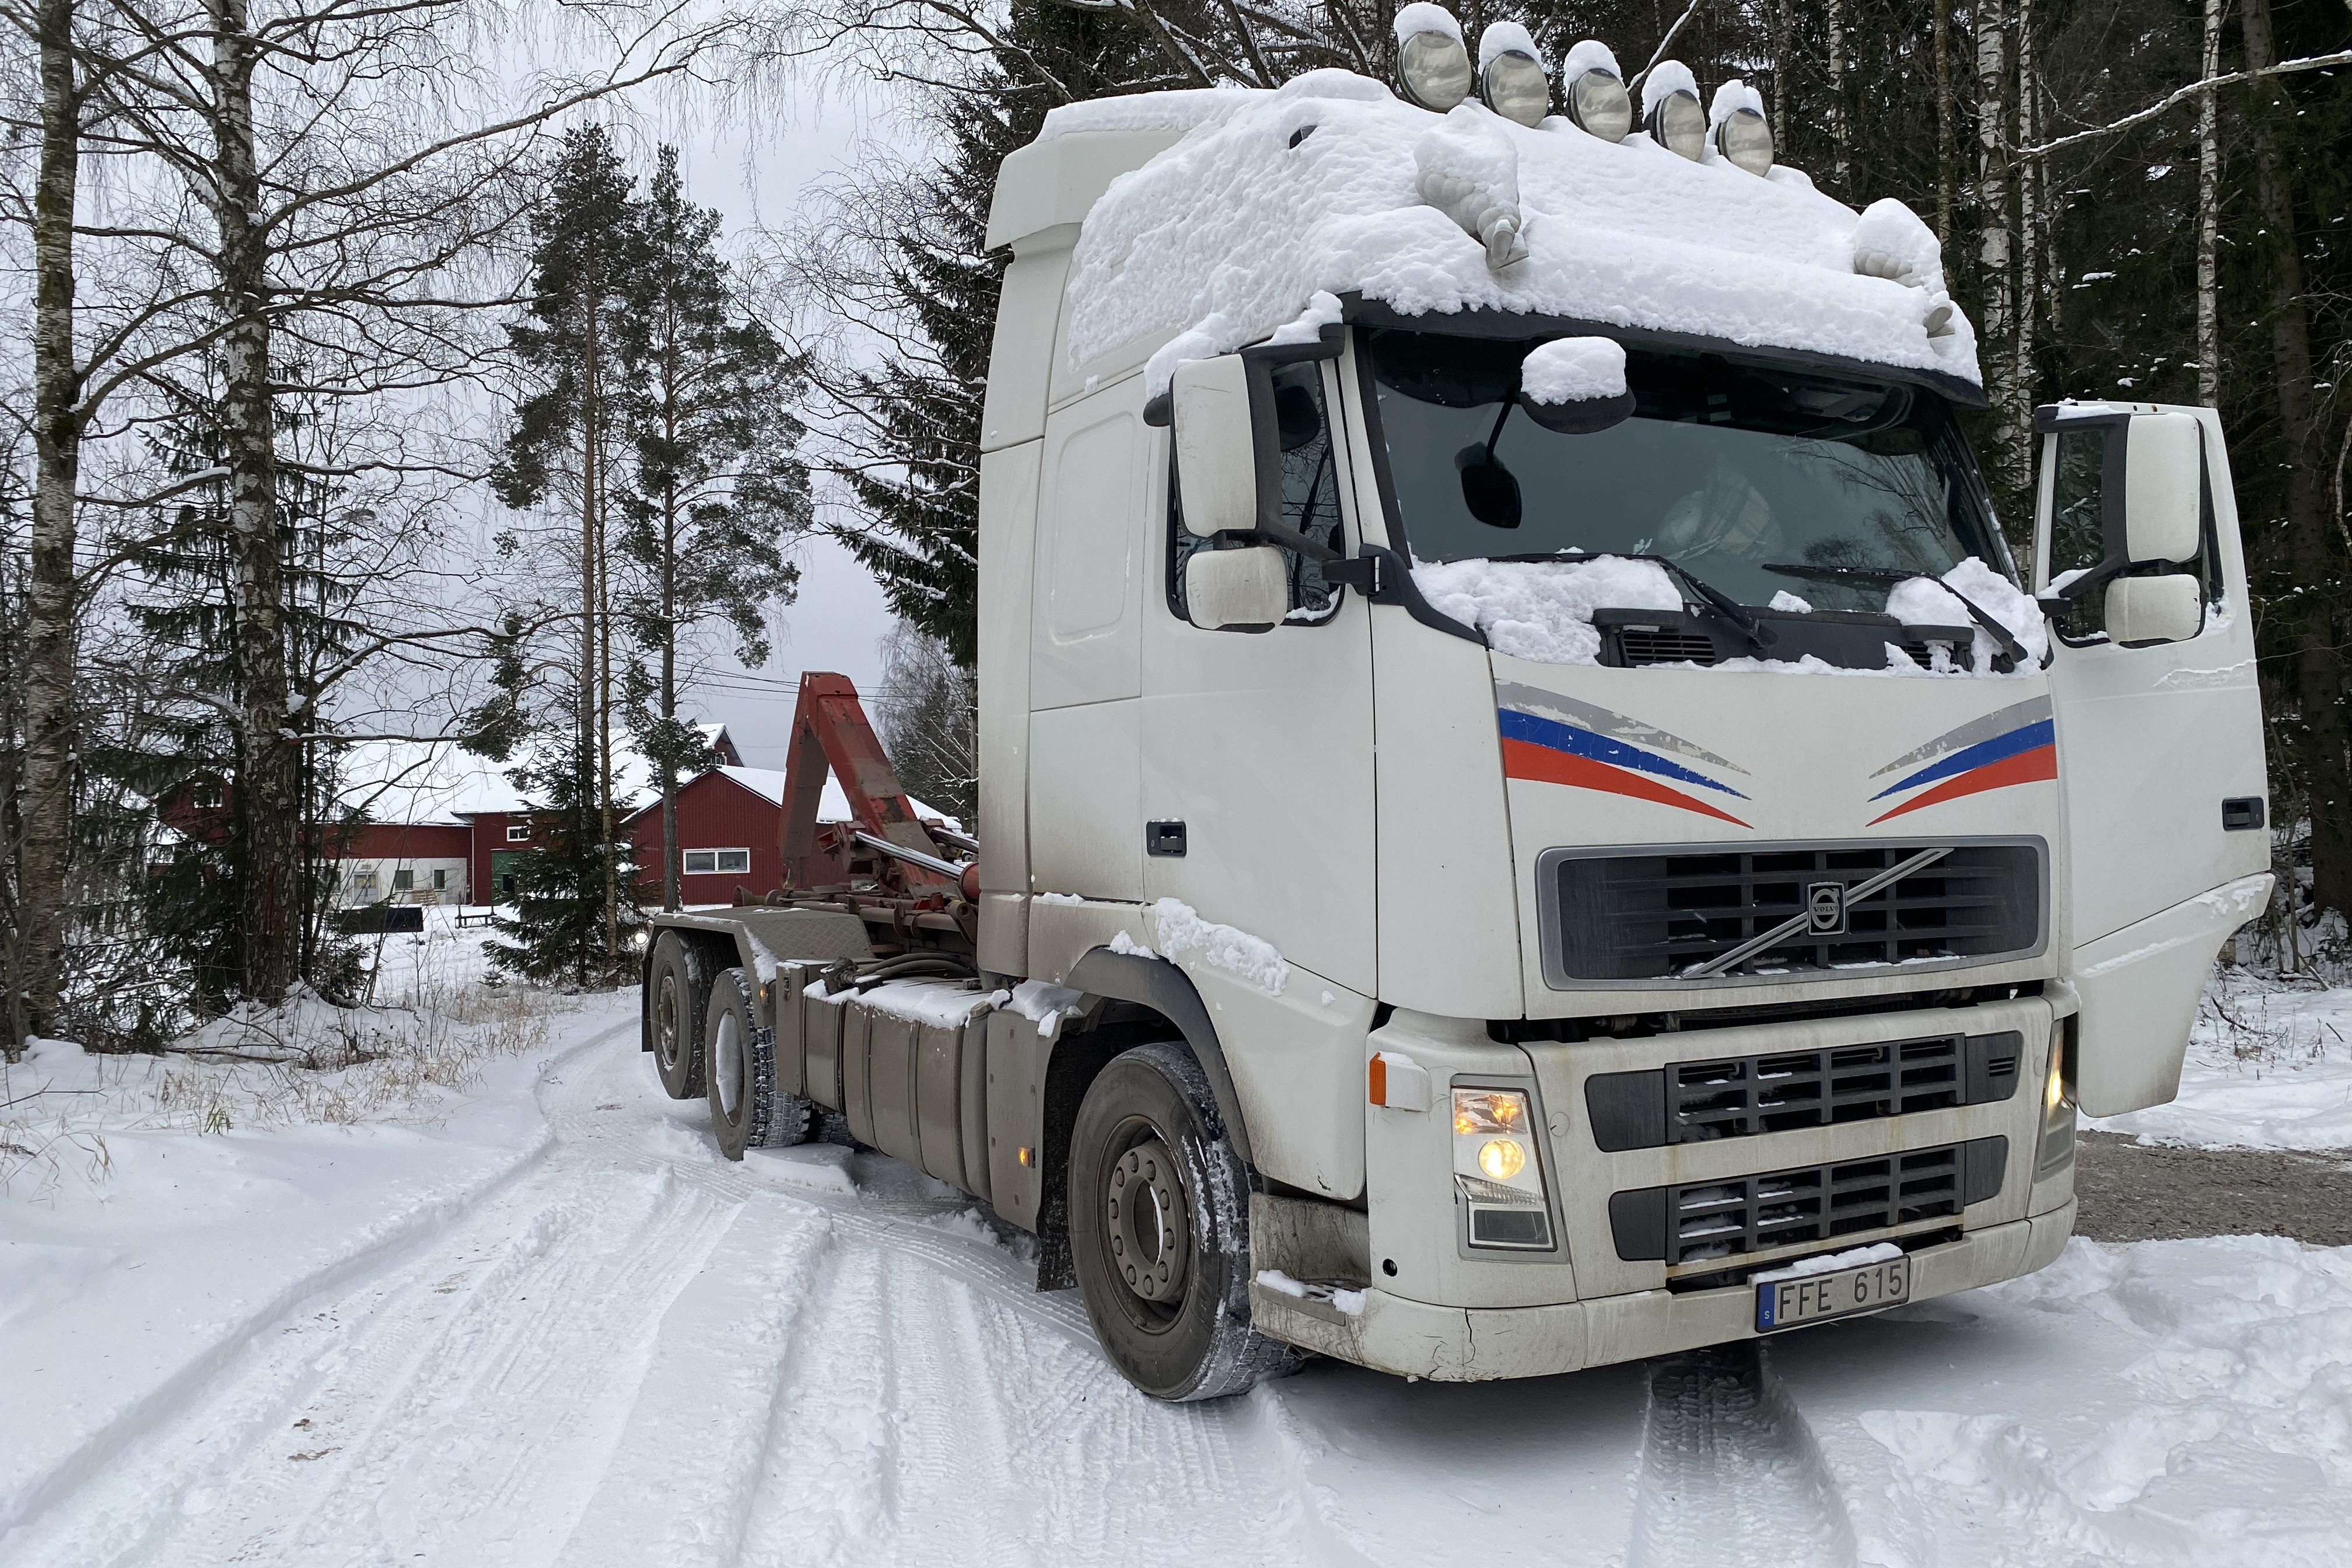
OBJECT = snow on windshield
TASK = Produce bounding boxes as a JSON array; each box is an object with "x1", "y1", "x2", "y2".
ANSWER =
[{"x1": 1048, "y1": 71, "x2": 1976, "y2": 400}]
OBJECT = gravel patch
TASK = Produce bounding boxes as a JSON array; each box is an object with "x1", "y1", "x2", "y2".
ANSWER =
[{"x1": 2073, "y1": 1130, "x2": 2352, "y2": 1248}]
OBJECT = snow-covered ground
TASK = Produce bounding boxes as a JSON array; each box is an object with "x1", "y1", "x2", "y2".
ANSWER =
[
  {"x1": 8, "y1": 981, "x2": 2352, "y2": 1567},
  {"x1": 2090, "y1": 968, "x2": 2352, "y2": 1150}
]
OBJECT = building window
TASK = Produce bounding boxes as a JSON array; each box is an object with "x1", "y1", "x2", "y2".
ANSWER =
[
  {"x1": 353, "y1": 867, "x2": 378, "y2": 894},
  {"x1": 682, "y1": 848, "x2": 750, "y2": 876},
  {"x1": 392, "y1": 869, "x2": 414, "y2": 892},
  {"x1": 506, "y1": 823, "x2": 530, "y2": 842},
  {"x1": 433, "y1": 868, "x2": 447, "y2": 890}
]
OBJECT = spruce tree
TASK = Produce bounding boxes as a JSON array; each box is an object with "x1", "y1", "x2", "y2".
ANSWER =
[{"x1": 837, "y1": 5, "x2": 1163, "y2": 669}]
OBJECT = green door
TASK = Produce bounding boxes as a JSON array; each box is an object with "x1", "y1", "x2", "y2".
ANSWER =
[{"x1": 490, "y1": 850, "x2": 528, "y2": 901}]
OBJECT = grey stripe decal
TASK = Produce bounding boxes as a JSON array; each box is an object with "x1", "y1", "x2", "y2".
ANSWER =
[
  {"x1": 1869, "y1": 694, "x2": 2054, "y2": 778},
  {"x1": 1494, "y1": 682, "x2": 1749, "y2": 775}
]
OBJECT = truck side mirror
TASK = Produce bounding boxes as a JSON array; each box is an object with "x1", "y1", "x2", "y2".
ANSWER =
[
  {"x1": 2105, "y1": 574, "x2": 2202, "y2": 646},
  {"x1": 1184, "y1": 545, "x2": 1289, "y2": 631},
  {"x1": 2122, "y1": 412, "x2": 2201, "y2": 565},
  {"x1": 1171, "y1": 355, "x2": 1272, "y2": 538}
]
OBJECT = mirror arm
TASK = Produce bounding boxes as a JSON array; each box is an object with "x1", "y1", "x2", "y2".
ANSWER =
[
  {"x1": 2036, "y1": 556, "x2": 2124, "y2": 617},
  {"x1": 1212, "y1": 520, "x2": 1343, "y2": 564}
]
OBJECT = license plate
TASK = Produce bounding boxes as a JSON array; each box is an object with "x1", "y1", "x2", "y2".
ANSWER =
[{"x1": 1754, "y1": 1254, "x2": 1911, "y2": 1332}]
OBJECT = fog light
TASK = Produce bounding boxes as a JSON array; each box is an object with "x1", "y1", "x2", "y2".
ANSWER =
[
  {"x1": 1478, "y1": 1136, "x2": 1527, "y2": 1181},
  {"x1": 1643, "y1": 61, "x2": 1706, "y2": 161}
]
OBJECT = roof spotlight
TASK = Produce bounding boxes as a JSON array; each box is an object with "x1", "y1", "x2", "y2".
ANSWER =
[
  {"x1": 1715, "y1": 107, "x2": 1773, "y2": 174},
  {"x1": 1394, "y1": 4, "x2": 1474, "y2": 112},
  {"x1": 1477, "y1": 22, "x2": 1550, "y2": 127},
  {"x1": 1562, "y1": 41, "x2": 1632, "y2": 143},
  {"x1": 1709, "y1": 80, "x2": 1774, "y2": 175},
  {"x1": 1642, "y1": 61, "x2": 1706, "y2": 161}
]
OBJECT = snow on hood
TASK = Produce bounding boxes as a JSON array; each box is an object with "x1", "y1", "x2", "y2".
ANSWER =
[
  {"x1": 1048, "y1": 72, "x2": 1978, "y2": 401},
  {"x1": 1885, "y1": 556, "x2": 2051, "y2": 668},
  {"x1": 1411, "y1": 555, "x2": 1681, "y2": 665}
]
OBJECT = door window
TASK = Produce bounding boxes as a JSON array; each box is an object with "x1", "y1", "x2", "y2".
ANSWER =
[{"x1": 1170, "y1": 359, "x2": 1346, "y2": 624}]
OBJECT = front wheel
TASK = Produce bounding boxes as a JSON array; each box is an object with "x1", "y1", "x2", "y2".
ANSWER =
[
  {"x1": 705, "y1": 968, "x2": 814, "y2": 1160},
  {"x1": 1069, "y1": 1041, "x2": 1298, "y2": 1401}
]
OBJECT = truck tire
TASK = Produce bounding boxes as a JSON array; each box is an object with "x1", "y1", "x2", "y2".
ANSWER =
[
  {"x1": 1069, "y1": 1040, "x2": 1299, "y2": 1401},
  {"x1": 705, "y1": 968, "x2": 814, "y2": 1160},
  {"x1": 648, "y1": 932, "x2": 709, "y2": 1100}
]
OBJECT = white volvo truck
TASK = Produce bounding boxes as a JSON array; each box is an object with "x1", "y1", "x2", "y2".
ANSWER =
[{"x1": 640, "y1": 25, "x2": 2271, "y2": 1401}]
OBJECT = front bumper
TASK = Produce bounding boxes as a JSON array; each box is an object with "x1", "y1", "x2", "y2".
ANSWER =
[{"x1": 1250, "y1": 1199, "x2": 2076, "y2": 1381}]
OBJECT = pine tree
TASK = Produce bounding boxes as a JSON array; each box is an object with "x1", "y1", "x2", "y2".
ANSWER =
[
  {"x1": 494, "y1": 126, "x2": 646, "y2": 981},
  {"x1": 617, "y1": 147, "x2": 810, "y2": 912}
]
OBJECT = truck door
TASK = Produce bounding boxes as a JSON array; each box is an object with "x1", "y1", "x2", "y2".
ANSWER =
[
  {"x1": 2034, "y1": 402, "x2": 2272, "y2": 1114},
  {"x1": 1142, "y1": 351, "x2": 1377, "y2": 998}
]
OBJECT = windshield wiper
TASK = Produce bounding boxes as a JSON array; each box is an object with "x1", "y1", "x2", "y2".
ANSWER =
[
  {"x1": 1492, "y1": 550, "x2": 1776, "y2": 654},
  {"x1": 1761, "y1": 561, "x2": 2030, "y2": 668}
]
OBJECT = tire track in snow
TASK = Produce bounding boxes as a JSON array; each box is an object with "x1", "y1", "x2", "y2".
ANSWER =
[
  {"x1": 16, "y1": 1156, "x2": 734, "y2": 1566},
  {"x1": 0, "y1": 1014, "x2": 640, "y2": 1554},
  {"x1": 1628, "y1": 1343, "x2": 1859, "y2": 1568}
]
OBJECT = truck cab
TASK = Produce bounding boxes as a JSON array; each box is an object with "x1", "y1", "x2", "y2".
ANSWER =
[{"x1": 648, "y1": 36, "x2": 2269, "y2": 1402}]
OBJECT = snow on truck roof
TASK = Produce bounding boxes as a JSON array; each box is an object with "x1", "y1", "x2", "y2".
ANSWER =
[{"x1": 1013, "y1": 70, "x2": 1976, "y2": 401}]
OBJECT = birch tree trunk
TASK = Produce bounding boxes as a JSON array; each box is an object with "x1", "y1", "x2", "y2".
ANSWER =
[
  {"x1": 208, "y1": 0, "x2": 296, "y2": 1006},
  {"x1": 1976, "y1": 0, "x2": 2022, "y2": 517},
  {"x1": 1827, "y1": 0, "x2": 1850, "y2": 190},
  {"x1": 2014, "y1": 0, "x2": 2039, "y2": 447},
  {"x1": 1934, "y1": 0, "x2": 1955, "y2": 247},
  {"x1": 2241, "y1": 0, "x2": 2352, "y2": 919},
  {"x1": 2196, "y1": 0, "x2": 2224, "y2": 405},
  {"x1": 19, "y1": 0, "x2": 81, "y2": 1052},
  {"x1": 1770, "y1": 0, "x2": 1790, "y2": 146}
]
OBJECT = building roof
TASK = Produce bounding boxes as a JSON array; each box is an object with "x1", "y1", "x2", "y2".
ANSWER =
[
  {"x1": 702, "y1": 765, "x2": 956, "y2": 828},
  {"x1": 336, "y1": 724, "x2": 736, "y2": 827}
]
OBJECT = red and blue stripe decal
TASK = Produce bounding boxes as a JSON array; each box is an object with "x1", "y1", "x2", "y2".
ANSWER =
[
  {"x1": 1498, "y1": 708, "x2": 1751, "y2": 827},
  {"x1": 1867, "y1": 715, "x2": 2056, "y2": 824}
]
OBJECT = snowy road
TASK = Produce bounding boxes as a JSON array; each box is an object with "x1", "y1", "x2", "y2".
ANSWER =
[{"x1": 12, "y1": 1013, "x2": 2352, "y2": 1568}]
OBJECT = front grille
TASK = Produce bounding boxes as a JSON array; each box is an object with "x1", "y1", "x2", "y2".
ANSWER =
[
  {"x1": 1608, "y1": 1137, "x2": 2007, "y2": 1264},
  {"x1": 1617, "y1": 628, "x2": 1720, "y2": 667},
  {"x1": 1547, "y1": 841, "x2": 2043, "y2": 983},
  {"x1": 1584, "y1": 1030, "x2": 2023, "y2": 1151}
]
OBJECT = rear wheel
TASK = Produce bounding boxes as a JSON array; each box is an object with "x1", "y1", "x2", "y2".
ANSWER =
[
  {"x1": 1069, "y1": 1041, "x2": 1298, "y2": 1401},
  {"x1": 648, "y1": 932, "x2": 709, "y2": 1100},
  {"x1": 705, "y1": 968, "x2": 814, "y2": 1161}
]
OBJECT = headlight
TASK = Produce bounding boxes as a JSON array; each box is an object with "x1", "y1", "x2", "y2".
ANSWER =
[
  {"x1": 1714, "y1": 106, "x2": 1773, "y2": 174},
  {"x1": 1477, "y1": 23, "x2": 1550, "y2": 127},
  {"x1": 1647, "y1": 88, "x2": 1707, "y2": 160},
  {"x1": 2036, "y1": 1020, "x2": 2076, "y2": 1178},
  {"x1": 1452, "y1": 1087, "x2": 1553, "y2": 1250},
  {"x1": 1395, "y1": 6, "x2": 1474, "y2": 111},
  {"x1": 1566, "y1": 61, "x2": 1633, "y2": 143}
]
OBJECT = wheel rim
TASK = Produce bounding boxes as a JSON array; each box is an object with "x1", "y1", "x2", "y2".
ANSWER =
[
  {"x1": 1100, "y1": 1125, "x2": 1191, "y2": 1324},
  {"x1": 654, "y1": 974, "x2": 681, "y2": 1069},
  {"x1": 715, "y1": 1012, "x2": 743, "y2": 1118}
]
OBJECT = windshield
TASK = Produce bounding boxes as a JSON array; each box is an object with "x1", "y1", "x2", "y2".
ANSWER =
[{"x1": 1364, "y1": 327, "x2": 2013, "y2": 612}]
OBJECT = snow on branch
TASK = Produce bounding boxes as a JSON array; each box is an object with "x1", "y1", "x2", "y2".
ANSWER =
[
  {"x1": 1628, "y1": 0, "x2": 1706, "y2": 94},
  {"x1": 2021, "y1": 49, "x2": 2352, "y2": 158}
]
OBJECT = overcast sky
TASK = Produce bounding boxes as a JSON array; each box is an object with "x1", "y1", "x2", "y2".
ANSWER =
[{"x1": 660, "y1": 75, "x2": 911, "y2": 770}]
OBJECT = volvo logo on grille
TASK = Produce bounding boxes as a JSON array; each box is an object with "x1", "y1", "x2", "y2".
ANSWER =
[{"x1": 1807, "y1": 881, "x2": 1848, "y2": 935}]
